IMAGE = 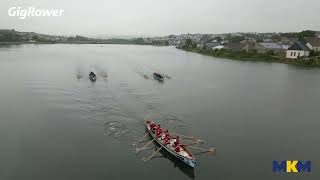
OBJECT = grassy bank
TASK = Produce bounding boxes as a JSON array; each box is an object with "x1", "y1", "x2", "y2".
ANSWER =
[{"x1": 179, "y1": 47, "x2": 320, "y2": 67}]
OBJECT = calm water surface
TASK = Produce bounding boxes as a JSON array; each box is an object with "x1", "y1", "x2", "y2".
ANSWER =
[{"x1": 0, "y1": 44, "x2": 319, "y2": 180}]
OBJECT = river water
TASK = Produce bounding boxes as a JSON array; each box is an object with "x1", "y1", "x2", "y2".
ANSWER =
[{"x1": 0, "y1": 44, "x2": 319, "y2": 180}]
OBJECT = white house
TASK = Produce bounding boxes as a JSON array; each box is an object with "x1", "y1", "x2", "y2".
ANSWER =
[
  {"x1": 212, "y1": 45, "x2": 225, "y2": 50},
  {"x1": 286, "y1": 41, "x2": 310, "y2": 59},
  {"x1": 303, "y1": 37, "x2": 320, "y2": 52}
]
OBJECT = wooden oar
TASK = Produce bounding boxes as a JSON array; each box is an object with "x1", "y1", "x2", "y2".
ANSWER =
[
  {"x1": 183, "y1": 142, "x2": 200, "y2": 147},
  {"x1": 182, "y1": 139, "x2": 205, "y2": 144},
  {"x1": 188, "y1": 146, "x2": 216, "y2": 155},
  {"x1": 170, "y1": 132, "x2": 194, "y2": 139},
  {"x1": 136, "y1": 132, "x2": 150, "y2": 144},
  {"x1": 164, "y1": 75, "x2": 171, "y2": 79},
  {"x1": 137, "y1": 138, "x2": 156, "y2": 152},
  {"x1": 147, "y1": 146, "x2": 163, "y2": 161}
]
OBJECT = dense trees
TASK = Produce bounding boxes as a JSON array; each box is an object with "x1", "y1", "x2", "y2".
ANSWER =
[{"x1": 0, "y1": 31, "x2": 23, "y2": 42}]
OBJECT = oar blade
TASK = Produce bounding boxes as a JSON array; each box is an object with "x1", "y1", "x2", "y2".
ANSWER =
[{"x1": 147, "y1": 147, "x2": 163, "y2": 161}]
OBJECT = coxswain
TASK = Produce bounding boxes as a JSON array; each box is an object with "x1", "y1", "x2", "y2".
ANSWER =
[
  {"x1": 150, "y1": 122, "x2": 156, "y2": 133},
  {"x1": 150, "y1": 122, "x2": 156, "y2": 129},
  {"x1": 152, "y1": 124, "x2": 159, "y2": 133}
]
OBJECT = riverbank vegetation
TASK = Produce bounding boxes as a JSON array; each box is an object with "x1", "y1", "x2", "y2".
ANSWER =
[
  {"x1": 0, "y1": 29, "x2": 169, "y2": 46},
  {"x1": 179, "y1": 46, "x2": 320, "y2": 67}
]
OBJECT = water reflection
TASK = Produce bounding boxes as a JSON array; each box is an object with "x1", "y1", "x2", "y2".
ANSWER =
[{"x1": 153, "y1": 149, "x2": 195, "y2": 179}]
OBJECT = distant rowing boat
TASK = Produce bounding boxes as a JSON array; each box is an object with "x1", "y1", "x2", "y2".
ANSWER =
[
  {"x1": 89, "y1": 72, "x2": 97, "y2": 82},
  {"x1": 153, "y1": 73, "x2": 164, "y2": 82}
]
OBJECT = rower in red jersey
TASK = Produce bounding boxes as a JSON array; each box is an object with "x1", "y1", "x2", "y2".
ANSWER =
[
  {"x1": 156, "y1": 130, "x2": 161, "y2": 138},
  {"x1": 163, "y1": 137, "x2": 170, "y2": 145},
  {"x1": 150, "y1": 123, "x2": 157, "y2": 133},
  {"x1": 156, "y1": 127, "x2": 163, "y2": 136},
  {"x1": 164, "y1": 130, "x2": 170, "y2": 139},
  {"x1": 173, "y1": 136, "x2": 182, "y2": 152},
  {"x1": 154, "y1": 124, "x2": 161, "y2": 131},
  {"x1": 162, "y1": 130, "x2": 170, "y2": 144},
  {"x1": 174, "y1": 136, "x2": 180, "y2": 147},
  {"x1": 175, "y1": 146, "x2": 181, "y2": 152}
]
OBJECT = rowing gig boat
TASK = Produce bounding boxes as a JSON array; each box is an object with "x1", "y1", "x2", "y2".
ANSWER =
[
  {"x1": 145, "y1": 120, "x2": 196, "y2": 168},
  {"x1": 153, "y1": 73, "x2": 164, "y2": 82},
  {"x1": 89, "y1": 73, "x2": 97, "y2": 82}
]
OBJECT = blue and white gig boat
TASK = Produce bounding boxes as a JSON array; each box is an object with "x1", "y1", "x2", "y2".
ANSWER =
[{"x1": 145, "y1": 120, "x2": 196, "y2": 168}]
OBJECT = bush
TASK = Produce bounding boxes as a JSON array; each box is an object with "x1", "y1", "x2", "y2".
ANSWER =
[
  {"x1": 266, "y1": 50, "x2": 274, "y2": 56},
  {"x1": 310, "y1": 50, "x2": 317, "y2": 57}
]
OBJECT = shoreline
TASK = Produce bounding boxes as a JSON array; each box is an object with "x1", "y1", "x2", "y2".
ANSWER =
[
  {"x1": 0, "y1": 41, "x2": 170, "y2": 47},
  {"x1": 1, "y1": 42, "x2": 319, "y2": 67},
  {"x1": 178, "y1": 47, "x2": 320, "y2": 67}
]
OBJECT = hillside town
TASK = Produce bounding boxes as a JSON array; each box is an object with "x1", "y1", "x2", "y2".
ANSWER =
[
  {"x1": 1, "y1": 29, "x2": 320, "y2": 63},
  {"x1": 165, "y1": 31, "x2": 320, "y2": 60}
]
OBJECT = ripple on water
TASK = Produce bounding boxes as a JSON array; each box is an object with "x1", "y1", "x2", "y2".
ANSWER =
[
  {"x1": 161, "y1": 114, "x2": 183, "y2": 123},
  {"x1": 104, "y1": 121, "x2": 130, "y2": 139}
]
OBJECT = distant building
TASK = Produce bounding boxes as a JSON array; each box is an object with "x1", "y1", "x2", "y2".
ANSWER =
[
  {"x1": 223, "y1": 43, "x2": 246, "y2": 52},
  {"x1": 263, "y1": 38, "x2": 273, "y2": 43},
  {"x1": 212, "y1": 45, "x2": 225, "y2": 50},
  {"x1": 243, "y1": 42, "x2": 256, "y2": 52},
  {"x1": 286, "y1": 41, "x2": 310, "y2": 59},
  {"x1": 255, "y1": 42, "x2": 283, "y2": 54},
  {"x1": 198, "y1": 42, "x2": 220, "y2": 49},
  {"x1": 279, "y1": 37, "x2": 297, "y2": 50},
  {"x1": 303, "y1": 37, "x2": 320, "y2": 52}
]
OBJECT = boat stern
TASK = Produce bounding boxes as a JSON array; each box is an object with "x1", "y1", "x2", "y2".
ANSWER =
[{"x1": 188, "y1": 159, "x2": 196, "y2": 168}]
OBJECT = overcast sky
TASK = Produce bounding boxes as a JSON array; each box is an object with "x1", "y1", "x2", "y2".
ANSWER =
[{"x1": 0, "y1": 0, "x2": 319, "y2": 37}]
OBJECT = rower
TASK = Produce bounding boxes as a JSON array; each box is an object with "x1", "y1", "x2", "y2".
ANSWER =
[
  {"x1": 164, "y1": 130, "x2": 170, "y2": 139},
  {"x1": 156, "y1": 130, "x2": 161, "y2": 138},
  {"x1": 157, "y1": 127, "x2": 163, "y2": 134},
  {"x1": 162, "y1": 130, "x2": 170, "y2": 142},
  {"x1": 173, "y1": 136, "x2": 182, "y2": 153},
  {"x1": 174, "y1": 136, "x2": 180, "y2": 147},
  {"x1": 163, "y1": 137, "x2": 170, "y2": 145},
  {"x1": 154, "y1": 124, "x2": 161, "y2": 131},
  {"x1": 175, "y1": 146, "x2": 181, "y2": 152}
]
